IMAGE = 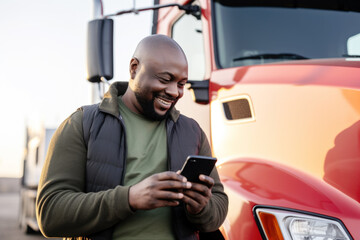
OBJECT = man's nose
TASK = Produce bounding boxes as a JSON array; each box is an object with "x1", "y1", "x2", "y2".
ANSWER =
[{"x1": 165, "y1": 82, "x2": 179, "y2": 98}]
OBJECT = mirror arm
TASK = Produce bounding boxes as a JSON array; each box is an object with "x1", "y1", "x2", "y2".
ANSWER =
[
  {"x1": 100, "y1": 76, "x2": 111, "y2": 86},
  {"x1": 103, "y1": 3, "x2": 200, "y2": 19},
  {"x1": 92, "y1": 0, "x2": 103, "y2": 18},
  {"x1": 98, "y1": 76, "x2": 111, "y2": 99}
]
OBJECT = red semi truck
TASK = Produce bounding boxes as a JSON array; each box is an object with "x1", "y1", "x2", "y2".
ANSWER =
[{"x1": 87, "y1": 0, "x2": 360, "y2": 239}]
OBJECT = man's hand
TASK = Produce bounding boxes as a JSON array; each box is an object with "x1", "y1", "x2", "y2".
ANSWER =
[
  {"x1": 182, "y1": 174, "x2": 214, "y2": 215},
  {"x1": 129, "y1": 171, "x2": 191, "y2": 211}
]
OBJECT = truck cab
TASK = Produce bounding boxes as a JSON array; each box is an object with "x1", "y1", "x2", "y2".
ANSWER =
[
  {"x1": 88, "y1": 0, "x2": 360, "y2": 239},
  {"x1": 157, "y1": 1, "x2": 360, "y2": 239},
  {"x1": 20, "y1": 127, "x2": 55, "y2": 233}
]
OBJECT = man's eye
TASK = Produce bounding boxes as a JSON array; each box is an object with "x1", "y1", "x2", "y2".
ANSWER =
[{"x1": 159, "y1": 77, "x2": 170, "y2": 82}]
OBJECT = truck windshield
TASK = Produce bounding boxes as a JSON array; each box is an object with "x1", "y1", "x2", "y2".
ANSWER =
[{"x1": 213, "y1": 2, "x2": 360, "y2": 68}]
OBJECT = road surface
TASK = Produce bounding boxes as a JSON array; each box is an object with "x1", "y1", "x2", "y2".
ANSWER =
[
  {"x1": 0, "y1": 193, "x2": 49, "y2": 240},
  {"x1": 0, "y1": 178, "x2": 60, "y2": 240}
]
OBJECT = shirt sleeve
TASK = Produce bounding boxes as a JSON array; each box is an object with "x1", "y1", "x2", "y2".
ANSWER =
[
  {"x1": 185, "y1": 128, "x2": 229, "y2": 232},
  {"x1": 36, "y1": 110, "x2": 134, "y2": 238}
]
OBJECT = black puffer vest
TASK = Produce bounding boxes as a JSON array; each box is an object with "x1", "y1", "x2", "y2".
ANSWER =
[{"x1": 81, "y1": 101, "x2": 204, "y2": 240}]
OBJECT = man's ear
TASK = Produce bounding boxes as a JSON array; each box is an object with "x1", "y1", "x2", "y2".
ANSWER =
[{"x1": 129, "y1": 57, "x2": 139, "y2": 79}]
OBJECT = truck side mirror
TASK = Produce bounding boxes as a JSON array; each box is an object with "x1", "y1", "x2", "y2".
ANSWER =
[
  {"x1": 86, "y1": 19, "x2": 114, "y2": 83},
  {"x1": 188, "y1": 80, "x2": 209, "y2": 104}
]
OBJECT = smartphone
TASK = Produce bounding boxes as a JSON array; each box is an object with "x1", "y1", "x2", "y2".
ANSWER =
[{"x1": 180, "y1": 155, "x2": 217, "y2": 183}]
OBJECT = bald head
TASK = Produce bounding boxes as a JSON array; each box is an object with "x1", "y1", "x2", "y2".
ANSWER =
[
  {"x1": 132, "y1": 34, "x2": 187, "y2": 65},
  {"x1": 122, "y1": 34, "x2": 188, "y2": 120}
]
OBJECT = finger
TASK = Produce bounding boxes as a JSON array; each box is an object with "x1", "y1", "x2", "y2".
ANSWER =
[
  {"x1": 182, "y1": 194, "x2": 205, "y2": 215},
  {"x1": 182, "y1": 194, "x2": 201, "y2": 208},
  {"x1": 183, "y1": 189, "x2": 202, "y2": 202},
  {"x1": 183, "y1": 189, "x2": 211, "y2": 212},
  {"x1": 156, "y1": 171, "x2": 188, "y2": 182},
  {"x1": 183, "y1": 188, "x2": 212, "y2": 203},
  {"x1": 155, "y1": 180, "x2": 192, "y2": 191},
  {"x1": 154, "y1": 190, "x2": 184, "y2": 201},
  {"x1": 150, "y1": 199, "x2": 181, "y2": 208},
  {"x1": 188, "y1": 182, "x2": 212, "y2": 197},
  {"x1": 198, "y1": 175, "x2": 214, "y2": 188}
]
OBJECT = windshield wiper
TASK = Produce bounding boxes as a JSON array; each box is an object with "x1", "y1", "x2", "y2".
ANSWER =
[
  {"x1": 343, "y1": 54, "x2": 360, "y2": 58},
  {"x1": 233, "y1": 53, "x2": 309, "y2": 62}
]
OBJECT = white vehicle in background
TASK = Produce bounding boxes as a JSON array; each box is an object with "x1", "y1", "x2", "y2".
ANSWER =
[{"x1": 19, "y1": 127, "x2": 55, "y2": 233}]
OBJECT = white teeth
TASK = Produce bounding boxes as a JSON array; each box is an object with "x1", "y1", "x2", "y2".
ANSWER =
[{"x1": 157, "y1": 98, "x2": 171, "y2": 106}]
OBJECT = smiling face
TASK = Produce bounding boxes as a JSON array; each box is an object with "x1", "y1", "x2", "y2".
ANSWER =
[{"x1": 123, "y1": 35, "x2": 188, "y2": 121}]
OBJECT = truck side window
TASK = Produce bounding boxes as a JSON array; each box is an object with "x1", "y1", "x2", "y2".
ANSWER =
[
  {"x1": 172, "y1": 11, "x2": 206, "y2": 81},
  {"x1": 348, "y1": 33, "x2": 360, "y2": 56}
]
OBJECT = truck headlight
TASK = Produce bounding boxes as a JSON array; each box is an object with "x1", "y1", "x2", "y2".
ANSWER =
[{"x1": 255, "y1": 208, "x2": 352, "y2": 240}]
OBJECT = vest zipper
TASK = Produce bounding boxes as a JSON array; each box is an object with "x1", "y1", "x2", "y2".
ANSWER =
[
  {"x1": 118, "y1": 114, "x2": 127, "y2": 185},
  {"x1": 166, "y1": 119, "x2": 174, "y2": 171}
]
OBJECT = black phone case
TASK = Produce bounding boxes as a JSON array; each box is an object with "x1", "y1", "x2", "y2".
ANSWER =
[{"x1": 180, "y1": 155, "x2": 217, "y2": 183}]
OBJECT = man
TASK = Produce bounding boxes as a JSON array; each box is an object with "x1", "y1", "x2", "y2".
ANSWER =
[{"x1": 36, "y1": 34, "x2": 228, "y2": 240}]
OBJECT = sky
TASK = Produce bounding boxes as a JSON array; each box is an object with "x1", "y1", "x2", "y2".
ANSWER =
[{"x1": 0, "y1": 0, "x2": 153, "y2": 177}]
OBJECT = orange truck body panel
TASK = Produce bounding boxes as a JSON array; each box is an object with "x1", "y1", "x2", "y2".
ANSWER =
[{"x1": 156, "y1": 1, "x2": 360, "y2": 239}]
